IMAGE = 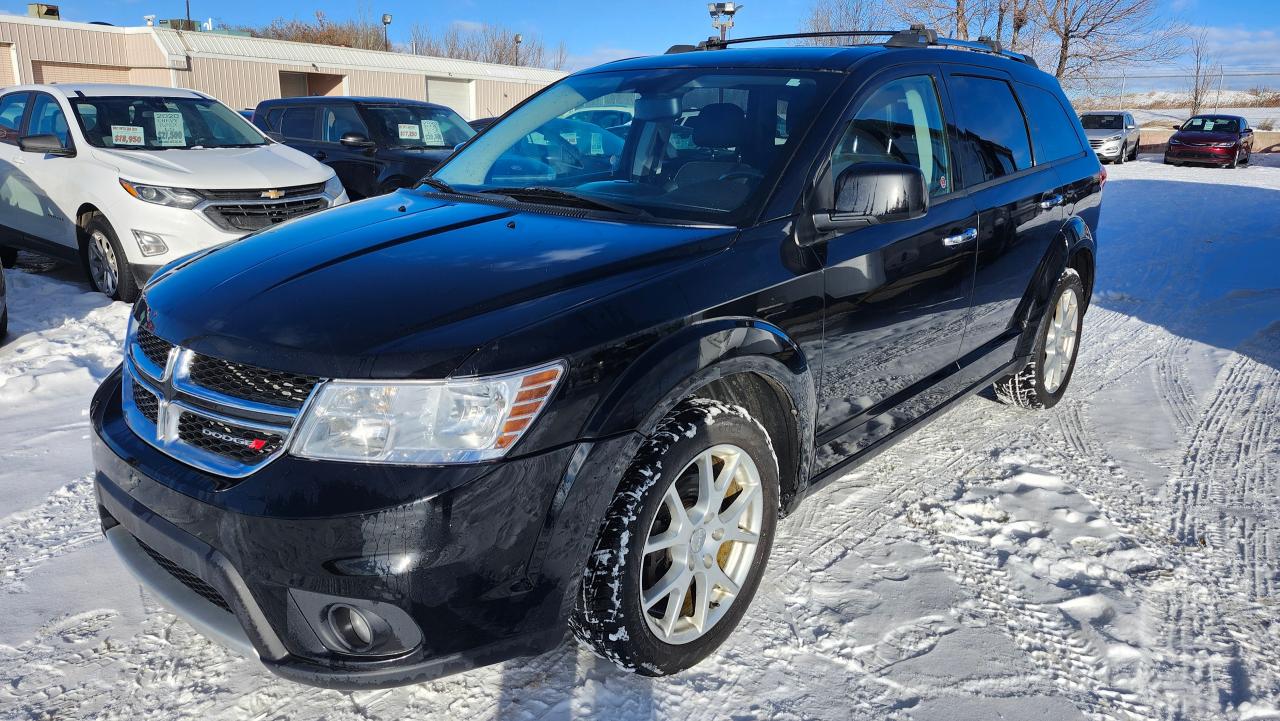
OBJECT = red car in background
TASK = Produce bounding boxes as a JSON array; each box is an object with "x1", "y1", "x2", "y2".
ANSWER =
[{"x1": 1164, "y1": 114, "x2": 1254, "y2": 168}]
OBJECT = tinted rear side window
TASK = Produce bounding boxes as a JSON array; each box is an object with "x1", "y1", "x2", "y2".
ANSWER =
[
  {"x1": 279, "y1": 107, "x2": 317, "y2": 140},
  {"x1": 949, "y1": 75, "x2": 1032, "y2": 185},
  {"x1": 1017, "y1": 84, "x2": 1084, "y2": 164}
]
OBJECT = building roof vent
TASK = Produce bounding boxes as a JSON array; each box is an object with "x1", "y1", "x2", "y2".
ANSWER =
[{"x1": 27, "y1": 3, "x2": 60, "y2": 20}]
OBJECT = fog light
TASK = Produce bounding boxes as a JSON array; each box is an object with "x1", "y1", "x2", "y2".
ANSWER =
[
  {"x1": 132, "y1": 230, "x2": 169, "y2": 257},
  {"x1": 325, "y1": 603, "x2": 387, "y2": 653}
]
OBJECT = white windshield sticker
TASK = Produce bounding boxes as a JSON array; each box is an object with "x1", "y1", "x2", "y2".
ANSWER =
[
  {"x1": 153, "y1": 112, "x2": 185, "y2": 147},
  {"x1": 111, "y1": 125, "x2": 145, "y2": 146},
  {"x1": 563, "y1": 131, "x2": 578, "y2": 146},
  {"x1": 590, "y1": 132, "x2": 603, "y2": 155},
  {"x1": 420, "y1": 119, "x2": 444, "y2": 145},
  {"x1": 1203, "y1": 120, "x2": 1215, "y2": 131},
  {"x1": 397, "y1": 123, "x2": 421, "y2": 141}
]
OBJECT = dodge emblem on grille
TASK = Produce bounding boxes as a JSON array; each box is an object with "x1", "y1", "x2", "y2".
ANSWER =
[
  {"x1": 261, "y1": 189, "x2": 285, "y2": 199},
  {"x1": 201, "y1": 427, "x2": 269, "y2": 451}
]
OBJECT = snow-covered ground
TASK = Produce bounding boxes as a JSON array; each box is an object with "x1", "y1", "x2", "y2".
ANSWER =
[
  {"x1": 1128, "y1": 107, "x2": 1279, "y2": 129},
  {"x1": 1, "y1": 156, "x2": 1279, "y2": 720}
]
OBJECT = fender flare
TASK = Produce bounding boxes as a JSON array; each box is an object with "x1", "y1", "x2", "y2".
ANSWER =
[{"x1": 1012, "y1": 216, "x2": 1096, "y2": 358}]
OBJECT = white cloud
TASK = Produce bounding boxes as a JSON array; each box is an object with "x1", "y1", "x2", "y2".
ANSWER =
[
  {"x1": 450, "y1": 19, "x2": 486, "y2": 33},
  {"x1": 1196, "y1": 25, "x2": 1280, "y2": 69}
]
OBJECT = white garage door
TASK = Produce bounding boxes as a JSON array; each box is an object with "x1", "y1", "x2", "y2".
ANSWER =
[
  {"x1": 426, "y1": 78, "x2": 473, "y2": 120},
  {"x1": 0, "y1": 45, "x2": 15, "y2": 88},
  {"x1": 31, "y1": 61, "x2": 129, "y2": 85}
]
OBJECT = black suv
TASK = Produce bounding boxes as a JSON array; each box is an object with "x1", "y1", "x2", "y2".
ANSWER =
[
  {"x1": 92, "y1": 27, "x2": 1102, "y2": 689},
  {"x1": 253, "y1": 97, "x2": 475, "y2": 199}
]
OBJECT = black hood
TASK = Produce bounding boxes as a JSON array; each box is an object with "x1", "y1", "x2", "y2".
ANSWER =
[{"x1": 143, "y1": 190, "x2": 733, "y2": 379}]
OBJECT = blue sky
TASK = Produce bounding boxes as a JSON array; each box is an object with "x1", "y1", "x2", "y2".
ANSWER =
[{"x1": 5, "y1": 0, "x2": 1279, "y2": 72}]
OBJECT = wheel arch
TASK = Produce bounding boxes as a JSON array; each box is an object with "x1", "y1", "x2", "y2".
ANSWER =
[
  {"x1": 584, "y1": 317, "x2": 817, "y2": 514},
  {"x1": 1012, "y1": 216, "x2": 1096, "y2": 357}
]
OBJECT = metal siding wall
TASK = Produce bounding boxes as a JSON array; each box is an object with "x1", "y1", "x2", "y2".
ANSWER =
[
  {"x1": 0, "y1": 21, "x2": 167, "y2": 83},
  {"x1": 475, "y1": 80, "x2": 542, "y2": 118},
  {"x1": 346, "y1": 69, "x2": 425, "y2": 101},
  {"x1": 0, "y1": 44, "x2": 14, "y2": 87},
  {"x1": 32, "y1": 61, "x2": 130, "y2": 84}
]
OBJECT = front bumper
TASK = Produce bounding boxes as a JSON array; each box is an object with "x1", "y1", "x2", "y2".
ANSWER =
[
  {"x1": 1164, "y1": 145, "x2": 1235, "y2": 165},
  {"x1": 91, "y1": 367, "x2": 637, "y2": 688}
]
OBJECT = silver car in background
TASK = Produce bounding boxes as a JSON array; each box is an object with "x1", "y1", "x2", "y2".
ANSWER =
[{"x1": 1079, "y1": 111, "x2": 1140, "y2": 163}]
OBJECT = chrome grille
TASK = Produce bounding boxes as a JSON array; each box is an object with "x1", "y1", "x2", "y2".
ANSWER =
[
  {"x1": 136, "y1": 326, "x2": 174, "y2": 368},
  {"x1": 198, "y1": 183, "x2": 326, "y2": 201},
  {"x1": 1088, "y1": 138, "x2": 1103, "y2": 148},
  {"x1": 122, "y1": 327, "x2": 320, "y2": 478},
  {"x1": 203, "y1": 197, "x2": 328, "y2": 232},
  {"x1": 188, "y1": 355, "x2": 318, "y2": 410}
]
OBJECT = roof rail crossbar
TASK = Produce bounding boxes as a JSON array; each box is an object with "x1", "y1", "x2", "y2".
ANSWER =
[{"x1": 700, "y1": 29, "x2": 901, "y2": 50}]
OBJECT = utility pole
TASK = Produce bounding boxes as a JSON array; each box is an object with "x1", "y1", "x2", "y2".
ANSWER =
[{"x1": 185, "y1": 0, "x2": 191, "y2": 30}]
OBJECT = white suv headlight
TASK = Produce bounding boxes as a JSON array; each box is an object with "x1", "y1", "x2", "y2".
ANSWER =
[
  {"x1": 291, "y1": 362, "x2": 564, "y2": 464},
  {"x1": 119, "y1": 179, "x2": 203, "y2": 209},
  {"x1": 323, "y1": 174, "x2": 344, "y2": 198}
]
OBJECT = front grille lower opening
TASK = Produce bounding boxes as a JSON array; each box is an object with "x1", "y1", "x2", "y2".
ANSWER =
[
  {"x1": 136, "y1": 537, "x2": 234, "y2": 615},
  {"x1": 176, "y1": 412, "x2": 285, "y2": 464}
]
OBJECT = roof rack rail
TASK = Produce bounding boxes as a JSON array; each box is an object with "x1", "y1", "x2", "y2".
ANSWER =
[{"x1": 693, "y1": 23, "x2": 1038, "y2": 68}]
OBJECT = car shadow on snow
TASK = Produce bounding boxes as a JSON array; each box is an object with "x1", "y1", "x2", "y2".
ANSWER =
[
  {"x1": 496, "y1": 640, "x2": 656, "y2": 720},
  {"x1": 1087, "y1": 176, "x2": 1280, "y2": 371}
]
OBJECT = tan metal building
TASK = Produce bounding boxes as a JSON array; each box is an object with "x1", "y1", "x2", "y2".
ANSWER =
[{"x1": 0, "y1": 14, "x2": 564, "y2": 118}]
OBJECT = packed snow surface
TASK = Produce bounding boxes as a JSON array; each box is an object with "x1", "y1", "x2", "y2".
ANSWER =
[{"x1": 2, "y1": 155, "x2": 1280, "y2": 720}]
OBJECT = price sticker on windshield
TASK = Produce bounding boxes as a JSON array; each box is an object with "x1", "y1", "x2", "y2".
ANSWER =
[
  {"x1": 420, "y1": 119, "x2": 444, "y2": 145},
  {"x1": 153, "y1": 112, "x2": 186, "y2": 147},
  {"x1": 111, "y1": 125, "x2": 145, "y2": 146},
  {"x1": 397, "y1": 123, "x2": 421, "y2": 141},
  {"x1": 590, "y1": 133, "x2": 603, "y2": 155}
]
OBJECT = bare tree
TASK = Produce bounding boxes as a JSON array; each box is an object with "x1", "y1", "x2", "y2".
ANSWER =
[
  {"x1": 1036, "y1": 0, "x2": 1183, "y2": 81},
  {"x1": 887, "y1": 0, "x2": 1000, "y2": 40},
  {"x1": 1186, "y1": 28, "x2": 1219, "y2": 115},
  {"x1": 407, "y1": 22, "x2": 566, "y2": 70},
  {"x1": 239, "y1": 11, "x2": 385, "y2": 51},
  {"x1": 799, "y1": 0, "x2": 891, "y2": 43}
]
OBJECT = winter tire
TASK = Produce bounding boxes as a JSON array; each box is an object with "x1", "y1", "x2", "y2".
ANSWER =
[
  {"x1": 572, "y1": 398, "x2": 779, "y2": 676},
  {"x1": 81, "y1": 214, "x2": 139, "y2": 303},
  {"x1": 1116, "y1": 143, "x2": 1126, "y2": 164},
  {"x1": 993, "y1": 268, "x2": 1085, "y2": 410}
]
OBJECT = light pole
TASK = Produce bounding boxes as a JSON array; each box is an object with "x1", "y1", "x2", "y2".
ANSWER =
[
  {"x1": 381, "y1": 13, "x2": 392, "y2": 51},
  {"x1": 514, "y1": 33, "x2": 523, "y2": 66},
  {"x1": 708, "y1": 3, "x2": 742, "y2": 43}
]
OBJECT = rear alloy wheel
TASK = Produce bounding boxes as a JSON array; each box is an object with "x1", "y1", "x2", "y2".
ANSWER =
[
  {"x1": 994, "y1": 268, "x2": 1085, "y2": 409},
  {"x1": 572, "y1": 398, "x2": 778, "y2": 675},
  {"x1": 82, "y1": 215, "x2": 139, "y2": 303}
]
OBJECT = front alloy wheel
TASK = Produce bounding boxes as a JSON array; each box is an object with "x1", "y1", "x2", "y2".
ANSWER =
[
  {"x1": 87, "y1": 230, "x2": 119, "y2": 298},
  {"x1": 993, "y1": 268, "x2": 1086, "y2": 409},
  {"x1": 639, "y1": 443, "x2": 764, "y2": 645},
  {"x1": 573, "y1": 398, "x2": 778, "y2": 675}
]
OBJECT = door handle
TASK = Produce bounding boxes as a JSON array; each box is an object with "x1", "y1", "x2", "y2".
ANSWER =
[
  {"x1": 313, "y1": 151, "x2": 327, "y2": 161},
  {"x1": 1039, "y1": 194, "x2": 1064, "y2": 210},
  {"x1": 942, "y1": 227, "x2": 977, "y2": 247}
]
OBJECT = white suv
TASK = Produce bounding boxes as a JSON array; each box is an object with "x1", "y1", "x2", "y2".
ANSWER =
[{"x1": 0, "y1": 84, "x2": 347, "y2": 301}]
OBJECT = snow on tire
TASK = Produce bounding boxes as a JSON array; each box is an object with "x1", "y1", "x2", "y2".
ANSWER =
[
  {"x1": 994, "y1": 268, "x2": 1085, "y2": 410},
  {"x1": 571, "y1": 397, "x2": 779, "y2": 676}
]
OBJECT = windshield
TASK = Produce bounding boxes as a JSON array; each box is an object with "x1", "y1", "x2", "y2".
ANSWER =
[
  {"x1": 431, "y1": 68, "x2": 836, "y2": 225},
  {"x1": 1181, "y1": 116, "x2": 1239, "y2": 133},
  {"x1": 362, "y1": 104, "x2": 475, "y2": 149},
  {"x1": 71, "y1": 96, "x2": 266, "y2": 149},
  {"x1": 1080, "y1": 114, "x2": 1123, "y2": 130}
]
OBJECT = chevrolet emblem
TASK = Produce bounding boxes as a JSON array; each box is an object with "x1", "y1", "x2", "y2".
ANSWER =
[{"x1": 261, "y1": 189, "x2": 285, "y2": 199}]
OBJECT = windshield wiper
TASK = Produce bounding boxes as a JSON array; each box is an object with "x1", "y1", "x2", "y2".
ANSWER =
[
  {"x1": 419, "y1": 176, "x2": 511, "y2": 202},
  {"x1": 479, "y1": 186, "x2": 650, "y2": 217}
]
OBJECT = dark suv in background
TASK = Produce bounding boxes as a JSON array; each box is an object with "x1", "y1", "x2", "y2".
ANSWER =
[
  {"x1": 93, "y1": 26, "x2": 1102, "y2": 689},
  {"x1": 253, "y1": 97, "x2": 475, "y2": 198}
]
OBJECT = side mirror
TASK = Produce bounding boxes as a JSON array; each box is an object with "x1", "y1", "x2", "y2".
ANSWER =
[
  {"x1": 813, "y1": 163, "x2": 928, "y2": 233},
  {"x1": 340, "y1": 132, "x2": 376, "y2": 148},
  {"x1": 19, "y1": 134, "x2": 73, "y2": 157}
]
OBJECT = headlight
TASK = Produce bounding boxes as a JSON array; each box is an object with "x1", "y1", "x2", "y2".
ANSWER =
[
  {"x1": 1168, "y1": 138, "x2": 1183, "y2": 145},
  {"x1": 1211, "y1": 141, "x2": 1236, "y2": 148},
  {"x1": 1105, "y1": 134, "x2": 1122, "y2": 142},
  {"x1": 119, "y1": 179, "x2": 203, "y2": 209},
  {"x1": 291, "y1": 362, "x2": 564, "y2": 464},
  {"x1": 323, "y1": 174, "x2": 344, "y2": 198}
]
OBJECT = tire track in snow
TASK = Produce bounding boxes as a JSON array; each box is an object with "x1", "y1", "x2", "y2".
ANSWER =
[{"x1": 0, "y1": 475, "x2": 100, "y2": 592}]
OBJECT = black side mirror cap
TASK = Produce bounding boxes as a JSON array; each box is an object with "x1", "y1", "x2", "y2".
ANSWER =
[
  {"x1": 811, "y1": 162, "x2": 929, "y2": 235},
  {"x1": 340, "y1": 132, "x2": 377, "y2": 148},
  {"x1": 18, "y1": 134, "x2": 74, "y2": 157}
]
